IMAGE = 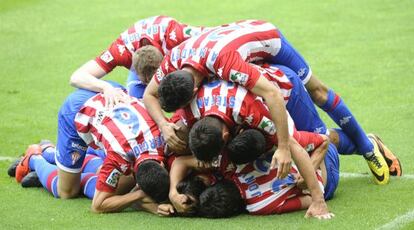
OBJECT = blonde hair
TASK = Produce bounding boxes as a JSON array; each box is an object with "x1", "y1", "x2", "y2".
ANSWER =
[{"x1": 132, "y1": 45, "x2": 163, "y2": 83}]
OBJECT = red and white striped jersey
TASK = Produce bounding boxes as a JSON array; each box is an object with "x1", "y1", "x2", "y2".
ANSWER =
[
  {"x1": 177, "y1": 79, "x2": 295, "y2": 148},
  {"x1": 74, "y1": 94, "x2": 165, "y2": 163},
  {"x1": 95, "y1": 15, "x2": 206, "y2": 73},
  {"x1": 154, "y1": 20, "x2": 282, "y2": 90},
  {"x1": 233, "y1": 158, "x2": 324, "y2": 215}
]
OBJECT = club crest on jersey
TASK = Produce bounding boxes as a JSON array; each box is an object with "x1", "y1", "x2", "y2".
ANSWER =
[
  {"x1": 156, "y1": 68, "x2": 164, "y2": 82},
  {"x1": 100, "y1": 51, "x2": 114, "y2": 63},
  {"x1": 230, "y1": 70, "x2": 248, "y2": 85},
  {"x1": 258, "y1": 117, "x2": 276, "y2": 135},
  {"x1": 71, "y1": 151, "x2": 81, "y2": 165},
  {"x1": 106, "y1": 168, "x2": 121, "y2": 188}
]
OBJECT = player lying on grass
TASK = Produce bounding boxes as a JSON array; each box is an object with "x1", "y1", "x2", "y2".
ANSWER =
[
  {"x1": 168, "y1": 129, "x2": 334, "y2": 218},
  {"x1": 160, "y1": 62, "x2": 400, "y2": 184},
  {"x1": 141, "y1": 19, "x2": 401, "y2": 182},
  {"x1": 13, "y1": 85, "x2": 174, "y2": 213},
  {"x1": 69, "y1": 15, "x2": 206, "y2": 102}
]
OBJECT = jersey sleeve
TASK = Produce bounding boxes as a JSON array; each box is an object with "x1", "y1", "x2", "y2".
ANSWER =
[
  {"x1": 95, "y1": 37, "x2": 132, "y2": 73},
  {"x1": 295, "y1": 131, "x2": 325, "y2": 153},
  {"x1": 96, "y1": 152, "x2": 131, "y2": 193},
  {"x1": 174, "y1": 108, "x2": 197, "y2": 128},
  {"x1": 153, "y1": 56, "x2": 177, "y2": 84},
  {"x1": 164, "y1": 20, "x2": 207, "y2": 52},
  {"x1": 212, "y1": 52, "x2": 262, "y2": 90}
]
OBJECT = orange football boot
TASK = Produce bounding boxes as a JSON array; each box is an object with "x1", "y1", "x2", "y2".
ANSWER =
[
  {"x1": 15, "y1": 144, "x2": 42, "y2": 183},
  {"x1": 368, "y1": 134, "x2": 402, "y2": 176}
]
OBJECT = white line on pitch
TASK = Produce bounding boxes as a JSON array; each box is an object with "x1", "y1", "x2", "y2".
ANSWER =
[
  {"x1": 340, "y1": 172, "x2": 414, "y2": 179},
  {"x1": 376, "y1": 209, "x2": 414, "y2": 230},
  {"x1": 0, "y1": 156, "x2": 17, "y2": 161}
]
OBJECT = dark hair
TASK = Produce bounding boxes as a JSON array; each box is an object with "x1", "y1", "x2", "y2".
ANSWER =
[
  {"x1": 135, "y1": 160, "x2": 170, "y2": 203},
  {"x1": 176, "y1": 175, "x2": 207, "y2": 216},
  {"x1": 227, "y1": 129, "x2": 266, "y2": 164},
  {"x1": 198, "y1": 180, "x2": 245, "y2": 218},
  {"x1": 189, "y1": 117, "x2": 225, "y2": 162},
  {"x1": 177, "y1": 175, "x2": 207, "y2": 199},
  {"x1": 158, "y1": 70, "x2": 194, "y2": 112}
]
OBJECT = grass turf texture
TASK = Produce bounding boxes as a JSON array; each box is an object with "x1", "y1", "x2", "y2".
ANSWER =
[{"x1": 0, "y1": 0, "x2": 413, "y2": 229}]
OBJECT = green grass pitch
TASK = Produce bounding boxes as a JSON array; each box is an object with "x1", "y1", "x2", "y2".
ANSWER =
[{"x1": 1, "y1": 0, "x2": 413, "y2": 229}]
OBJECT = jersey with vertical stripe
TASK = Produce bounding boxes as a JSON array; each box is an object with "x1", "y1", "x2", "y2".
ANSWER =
[
  {"x1": 95, "y1": 15, "x2": 206, "y2": 73},
  {"x1": 232, "y1": 156, "x2": 324, "y2": 215},
  {"x1": 211, "y1": 133, "x2": 325, "y2": 215},
  {"x1": 74, "y1": 94, "x2": 166, "y2": 192},
  {"x1": 153, "y1": 20, "x2": 282, "y2": 90},
  {"x1": 206, "y1": 147, "x2": 323, "y2": 215},
  {"x1": 177, "y1": 79, "x2": 295, "y2": 148}
]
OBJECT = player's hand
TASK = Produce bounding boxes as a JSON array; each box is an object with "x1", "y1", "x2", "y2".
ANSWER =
[
  {"x1": 270, "y1": 147, "x2": 292, "y2": 179},
  {"x1": 294, "y1": 174, "x2": 307, "y2": 189},
  {"x1": 305, "y1": 199, "x2": 335, "y2": 220},
  {"x1": 157, "y1": 204, "x2": 175, "y2": 216},
  {"x1": 161, "y1": 122, "x2": 187, "y2": 152},
  {"x1": 102, "y1": 85, "x2": 129, "y2": 108},
  {"x1": 169, "y1": 192, "x2": 194, "y2": 214}
]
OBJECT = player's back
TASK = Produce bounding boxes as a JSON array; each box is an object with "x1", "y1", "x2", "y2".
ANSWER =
[
  {"x1": 233, "y1": 155, "x2": 298, "y2": 215},
  {"x1": 75, "y1": 94, "x2": 164, "y2": 162},
  {"x1": 168, "y1": 20, "x2": 280, "y2": 73},
  {"x1": 120, "y1": 15, "x2": 205, "y2": 56}
]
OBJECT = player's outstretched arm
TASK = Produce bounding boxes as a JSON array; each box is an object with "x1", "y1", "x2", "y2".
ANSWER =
[
  {"x1": 289, "y1": 137, "x2": 334, "y2": 219},
  {"x1": 214, "y1": 53, "x2": 292, "y2": 179},
  {"x1": 70, "y1": 60, "x2": 128, "y2": 108},
  {"x1": 295, "y1": 134, "x2": 329, "y2": 189},
  {"x1": 91, "y1": 189, "x2": 147, "y2": 213},
  {"x1": 250, "y1": 76, "x2": 291, "y2": 178},
  {"x1": 309, "y1": 135, "x2": 329, "y2": 170},
  {"x1": 143, "y1": 78, "x2": 186, "y2": 151}
]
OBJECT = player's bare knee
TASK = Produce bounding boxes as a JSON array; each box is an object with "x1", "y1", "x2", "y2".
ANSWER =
[
  {"x1": 309, "y1": 86, "x2": 328, "y2": 106},
  {"x1": 327, "y1": 129, "x2": 340, "y2": 148},
  {"x1": 58, "y1": 186, "x2": 80, "y2": 199},
  {"x1": 305, "y1": 76, "x2": 329, "y2": 106}
]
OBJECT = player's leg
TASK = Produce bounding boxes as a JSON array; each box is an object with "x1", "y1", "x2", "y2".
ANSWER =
[
  {"x1": 54, "y1": 89, "x2": 97, "y2": 198},
  {"x1": 126, "y1": 68, "x2": 146, "y2": 99},
  {"x1": 272, "y1": 31, "x2": 374, "y2": 155},
  {"x1": 270, "y1": 32, "x2": 395, "y2": 181},
  {"x1": 274, "y1": 64, "x2": 327, "y2": 134},
  {"x1": 8, "y1": 140, "x2": 56, "y2": 178}
]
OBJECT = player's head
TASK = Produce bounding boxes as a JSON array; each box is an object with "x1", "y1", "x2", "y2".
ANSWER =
[
  {"x1": 189, "y1": 116, "x2": 230, "y2": 163},
  {"x1": 135, "y1": 160, "x2": 169, "y2": 203},
  {"x1": 175, "y1": 175, "x2": 207, "y2": 216},
  {"x1": 133, "y1": 46, "x2": 163, "y2": 84},
  {"x1": 158, "y1": 70, "x2": 195, "y2": 112},
  {"x1": 227, "y1": 129, "x2": 266, "y2": 164},
  {"x1": 198, "y1": 180, "x2": 245, "y2": 218}
]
